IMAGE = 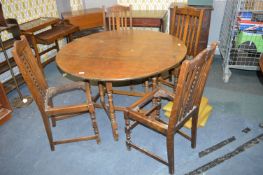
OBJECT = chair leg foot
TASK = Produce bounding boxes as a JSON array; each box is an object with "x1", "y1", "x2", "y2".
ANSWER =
[
  {"x1": 50, "y1": 143, "x2": 55, "y2": 151},
  {"x1": 191, "y1": 115, "x2": 197, "y2": 148},
  {"x1": 96, "y1": 136, "x2": 101, "y2": 144},
  {"x1": 126, "y1": 141, "x2": 132, "y2": 151},
  {"x1": 51, "y1": 117, "x2": 56, "y2": 127}
]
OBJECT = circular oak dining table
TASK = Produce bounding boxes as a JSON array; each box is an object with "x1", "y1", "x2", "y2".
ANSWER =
[{"x1": 56, "y1": 30, "x2": 187, "y2": 140}]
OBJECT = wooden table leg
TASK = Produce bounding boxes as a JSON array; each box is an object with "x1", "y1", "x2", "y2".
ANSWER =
[
  {"x1": 98, "y1": 82, "x2": 107, "y2": 111},
  {"x1": 97, "y1": 82, "x2": 119, "y2": 141},
  {"x1": 86, "y1": 81, "x2": 100, "y2": 144},
  {"x1": 152, "y1": 77, "x2": 157, "y2": 90},
  {"x1": 105, "y1": 82, "x2": 119, "y2": 141},
  {"x1": 152, "y1": 77, "x2": 158, "y2": 118}
]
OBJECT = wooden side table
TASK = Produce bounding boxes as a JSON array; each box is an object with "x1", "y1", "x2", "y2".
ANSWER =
[
  {"x1": 62, "y1": 8, "x2": 168, "y2": 32},
  {"x1": 19, "y1": 17, "x2": 61, "y2": 68},
  {"x1": 0, "y1": 82, "x2": 12, "y2": 125},
  {"x1": 132, "y1": 10, "x2": 167, "y2": 32},
  {"x1": 61, "y1": 8, "x2": 105, "y2": 31},
  {"x1": 19, "y1": 17, "x2": 79, "y2": 71}
]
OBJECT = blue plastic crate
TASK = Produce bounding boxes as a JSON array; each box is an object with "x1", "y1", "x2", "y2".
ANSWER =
[{"x1": 239, "y1": 12, "x2": 253, "y2": 20}]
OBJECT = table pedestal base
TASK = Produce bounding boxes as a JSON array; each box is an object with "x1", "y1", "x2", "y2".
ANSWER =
[{"x1": 94, "y1": 79, "x2": 158, "y2": 141}]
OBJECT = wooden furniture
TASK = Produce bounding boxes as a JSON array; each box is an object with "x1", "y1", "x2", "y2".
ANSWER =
[
  {"x1": 260, "y1": 54, "x2": 263, "y2": 72},
  {"x1": 132, "y1": 10, "x2": 167, "y2": 32},
  {"x1": 0, "y1": 82, "x2": 12, "y2": 125},
  {"x1": 12, "y1": 36, "x2": 100, "y2": 151},
  {"x1": 160, "y1": 5, "x2": 206, "y2": 89},
  {"x1": 62, "y1": 8, "x2": 167, "y2": 32},
  {"x1": 170, "y1": 3, "x2": 213, "y2": 54},
  {"x1": 170, "y1": 6, "x2": 204, "y2": 57},
  {"x1": 124, "y1": 43, "x2": 217, "y2": 175},
  {"x1": 0, "y1": 6, "x2": 24, "y2": 94},
  {"x1": 0, "y1": 17, "x2": 33, "y2": 107},
  {"x1": 61, "y1": 8, "x2": 105, "y2": 31},
  {"x1": 20, "y1": 17, "x2": 79, "y2": 71},
  {"x1": 106, "y1": 5, "x2": 132, "y2": 31},
  {"x1": 0, "y1": 20, "x2": 22, "y2": 94},
  {"x1": 56, "y1": 30, "x2": 187, "y2": 141}
]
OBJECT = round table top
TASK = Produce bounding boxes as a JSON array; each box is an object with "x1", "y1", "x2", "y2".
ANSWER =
[{"x1": 56, "y1": 30, "x2": 187, "y2": 82}]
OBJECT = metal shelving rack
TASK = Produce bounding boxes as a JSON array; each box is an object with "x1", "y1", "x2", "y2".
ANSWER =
[{"x1": 219, "y1": 0, "x2": 263, "y2": 83}]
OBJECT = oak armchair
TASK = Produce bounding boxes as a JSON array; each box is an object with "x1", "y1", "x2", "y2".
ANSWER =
[{"x1": 124, "y1": 42, "x2": 217, "y2": 174}]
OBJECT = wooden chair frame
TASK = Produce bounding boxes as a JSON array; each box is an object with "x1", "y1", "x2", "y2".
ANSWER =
[
  {"x1": 170, "y1": 6, "x2": 204, "y2": 57},
  {"x1": 12, "y1": 36, "x2": 100, "y2": 151},
  {"x1": 106, "y1": 4, "x2": 133, "y2": 31},
  {"x1": 124, "y1": 43, "x2": 217, "y2": 174},
  {"x1": 160, "y1": 6, "x2": 205, "y2": 90}
]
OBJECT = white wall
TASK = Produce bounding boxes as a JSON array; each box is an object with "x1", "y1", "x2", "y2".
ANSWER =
[
  {"x1": 208, "y1": 0, "x2": 227, "y2": 44},
  {"x1": 83, "y1": 0, "x2": 117, "y2": 8},
  {"x1": 56, "y1": 0, "x2": 71, "y2": 15}
]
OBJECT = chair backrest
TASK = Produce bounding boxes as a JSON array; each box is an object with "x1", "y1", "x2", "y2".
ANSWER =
[
  {"x1": 12, "y1": 36, "x2": 48, "y2": 112},
  {"x1": 168, "y1": 42, "x2": 217, "y2": 130},
  {"x1": 170, "y1": 6, "x2": 204, "y2": 57},
  {"x1": 106, "y1": 4, "x2": 132, "y2": 31}
]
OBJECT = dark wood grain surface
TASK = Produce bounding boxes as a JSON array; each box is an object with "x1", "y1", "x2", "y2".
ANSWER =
[{"x1": 56, "y1": 30, "x2": 187, "y2": 81}]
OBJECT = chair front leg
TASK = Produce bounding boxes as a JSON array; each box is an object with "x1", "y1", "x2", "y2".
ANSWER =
[
  {"x1": 41, "y1": 112, "x2": 55, "y2": 151},
  {"x1": 48, "y1": 99, "x2": 56, "y2": 127}
]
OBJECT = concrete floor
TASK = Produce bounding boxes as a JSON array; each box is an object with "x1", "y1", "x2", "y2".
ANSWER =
[{"x1": 0, "y1": 57, "x2": 263, "y2": 175}]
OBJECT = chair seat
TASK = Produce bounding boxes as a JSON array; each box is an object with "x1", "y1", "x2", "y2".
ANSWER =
[{"x1": 36, "y1": 24, "x2": 79, "y2": 44}]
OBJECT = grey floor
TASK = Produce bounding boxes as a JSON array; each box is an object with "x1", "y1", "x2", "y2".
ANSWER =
[{"x1": 1, "y1": 57, "x2": 263, "y2": 175}]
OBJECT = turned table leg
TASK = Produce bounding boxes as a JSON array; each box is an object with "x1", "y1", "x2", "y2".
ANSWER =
[{"x1": 105, "y1": 82, "x2": 119, "y2": 141}]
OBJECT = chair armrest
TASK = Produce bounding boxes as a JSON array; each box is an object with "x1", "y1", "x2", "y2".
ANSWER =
[
  {"x1": 129, "y1": 88, "x2": 175, "y2": 112},
  {"x1": 129, "y1": 89, "x2": 159, "y2": 110}
]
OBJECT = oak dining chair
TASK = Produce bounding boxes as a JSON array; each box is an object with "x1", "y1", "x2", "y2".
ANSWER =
[
  {"x1": 160, "y1": 5, "x2": 205, "y2": 88},
  {"x1": 105, "y1": 4, "x2": 132, "y2": 31},
  {"x1": 124, "y1": 42, "x2": 217, "y2": 174},
  {"x1": 12, "y1": 36, "x2": 100, "y2": 151},
  {"x1": 170, "y1": 6, "x2": 204, "y2": 57}
]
